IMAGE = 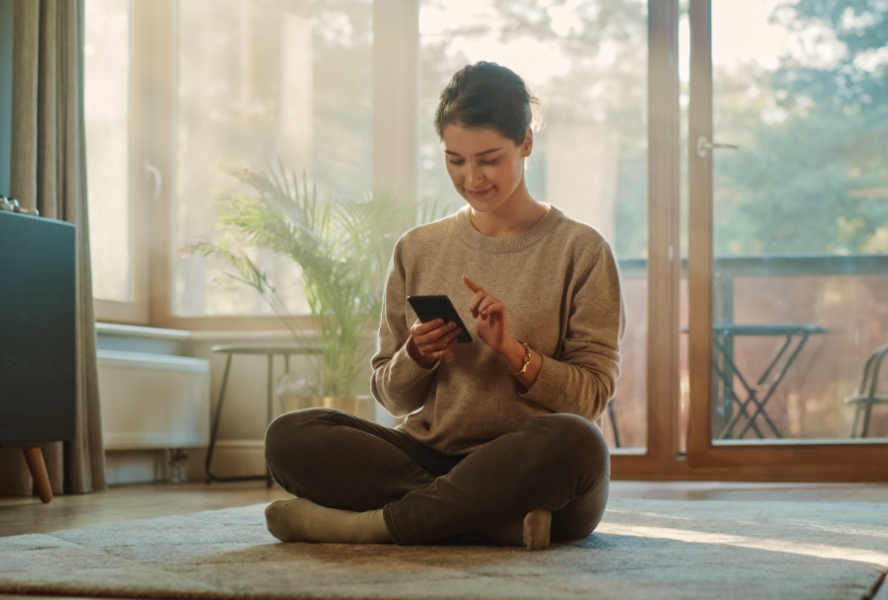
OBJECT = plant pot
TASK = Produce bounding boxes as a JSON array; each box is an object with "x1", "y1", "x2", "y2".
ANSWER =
[{"x1": 281, "y1": 394, "x2": 376, "y2": 423}]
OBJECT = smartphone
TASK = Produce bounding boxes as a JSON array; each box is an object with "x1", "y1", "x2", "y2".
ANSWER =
[{"x1": 407, "y1": 295, "x2": 473, "y2": 343}]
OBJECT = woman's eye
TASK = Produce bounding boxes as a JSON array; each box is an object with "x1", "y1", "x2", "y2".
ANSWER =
[
  {"x1": 448, "y1": 159, "x2": 465, "y2": 166},
  {"x1": 479, "y1": 160, "x2": 498, "y2": 166}
]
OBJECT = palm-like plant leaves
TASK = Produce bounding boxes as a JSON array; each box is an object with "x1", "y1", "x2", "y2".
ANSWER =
[{"x1": 189, "y1": 164, "x2": 435, "y2": 396}]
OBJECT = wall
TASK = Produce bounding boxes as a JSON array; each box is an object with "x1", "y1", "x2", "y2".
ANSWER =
[{"x1": 0, "y1": 0, "x2": 13, "y2": 195}]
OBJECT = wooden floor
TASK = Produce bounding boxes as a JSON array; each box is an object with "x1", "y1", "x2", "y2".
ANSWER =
[
  {"x1": 3, "y1": 480, "x2": 888, "y2": 539},
  {"x1": 0, "y1": 481, "x2": 289, "y2": 538},
  {"x1": 1, "y1": 481, "x2": 887, "y2": 600}
]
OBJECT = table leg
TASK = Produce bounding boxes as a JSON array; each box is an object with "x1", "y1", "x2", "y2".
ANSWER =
[
  {"x1": 266, "y1": 353, "x2": 274, "y2": 488},
  {"x1": 735, "y1": 332, "x2": 810, "y2": 439},
  {"x1": 205, "y1": 353, "x2": 233, "y2": 483},
  {"x1": 714, "y1": 357, "x2": 767, "y2": 439},
  {"x1": 720, "y1": 331, "x2": 736, "y2": 438},
  {"x1": 607, "y1": 401, "x2": 621, "y2": 449},
  {"x1": 22, "y1": 447, "x2": 52, "y2": 504},
  {"x1": 714, "y1": 335, "x2": 768, "y2": 439}
]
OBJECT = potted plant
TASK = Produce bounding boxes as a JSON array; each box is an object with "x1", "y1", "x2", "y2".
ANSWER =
[{"x1": 190, "y1": 164, "x2": 440, "y2": 420}]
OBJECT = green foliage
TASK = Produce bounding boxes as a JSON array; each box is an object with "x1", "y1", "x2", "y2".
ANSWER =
[
  {"x1": 706, "y1": 0, "x2": 888, "y2": 256},
  {"x1": 774, "y1": 0, "x2": 888, "y2": 112},
  {"x1": 715, "y1": 108, "x2": 888, "y2": 255},
  {"x1": 191, "y1": 164, "x2": 443, "y2": 396}
]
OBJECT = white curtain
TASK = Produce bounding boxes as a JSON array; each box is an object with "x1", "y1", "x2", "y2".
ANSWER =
[{"x1": 0, "y1": 0, "x2": 106, "y2": 495}]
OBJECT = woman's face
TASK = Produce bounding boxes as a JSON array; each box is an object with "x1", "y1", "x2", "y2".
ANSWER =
[{"x1": 441, "y1": 125, "x2": 532, "y2": 214}]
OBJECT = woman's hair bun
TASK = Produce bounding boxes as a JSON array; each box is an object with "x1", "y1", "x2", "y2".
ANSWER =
[{"x1": 434, "y1": 61, "x2": 542, "y2": 145}]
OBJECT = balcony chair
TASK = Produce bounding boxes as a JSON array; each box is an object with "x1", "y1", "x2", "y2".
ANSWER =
[
  {"x1": 607, "y1": 399, "x2": 621, "y2": 448},
  {"x1": 845, "y1": 343, "x2": 888, "y2": 438}
]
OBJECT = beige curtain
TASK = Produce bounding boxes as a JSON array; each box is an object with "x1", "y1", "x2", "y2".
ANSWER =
[{"x1": 0, "y1": 0, "x2": 106, "y2": 495}]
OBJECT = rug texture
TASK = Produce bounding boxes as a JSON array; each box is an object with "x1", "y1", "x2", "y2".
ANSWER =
[{"x1": 1, "y1": 498, "x2": 886, "y2": 600}]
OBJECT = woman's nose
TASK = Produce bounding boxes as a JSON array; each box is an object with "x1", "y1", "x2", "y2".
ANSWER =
[{"x1": 466, "y1": 165, "x2": 484, "y2": 187}]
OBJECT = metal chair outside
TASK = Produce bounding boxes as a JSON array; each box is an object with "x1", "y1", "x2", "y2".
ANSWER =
[{"x1": 845, "y1": 343, "x2": 888, "y2": 438}]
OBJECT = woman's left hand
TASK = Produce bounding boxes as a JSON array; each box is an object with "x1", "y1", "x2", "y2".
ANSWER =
[{"x1": 462, "y1": 275, "x2": 514, "y2": 356}]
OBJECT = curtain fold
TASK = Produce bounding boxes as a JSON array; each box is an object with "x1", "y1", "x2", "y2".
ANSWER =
[{"x1": 0, "y1": 0, "x2": 106, "y2": 496}]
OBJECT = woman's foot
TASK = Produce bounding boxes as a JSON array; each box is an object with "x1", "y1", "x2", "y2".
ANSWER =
[
  {"x1": 265, "y1": 497, "x2": 391, "y2": 544},
  {"x1": 522, "y1": 509, "x2": 551, "y2": 550},
  {"x1": 482, "y1": 509, "x2": 552, "y2": 550}
]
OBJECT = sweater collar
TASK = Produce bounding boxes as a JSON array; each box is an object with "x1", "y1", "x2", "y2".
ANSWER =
[{"x1": 455, "y1": 204, "x2": 562, "y2": 254}]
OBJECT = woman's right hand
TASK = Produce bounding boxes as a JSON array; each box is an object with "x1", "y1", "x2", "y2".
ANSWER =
[{"x1": 406, "y1": 318, "x2": 462, "y2": 369}]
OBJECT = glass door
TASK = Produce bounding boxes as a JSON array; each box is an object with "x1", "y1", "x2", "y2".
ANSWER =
[
  {"x1": 418, "y1": 0, "x2": 653, "y2": 452},
  {"x1": 687, "y1": 0, "x2": 888, "y2": 478}
]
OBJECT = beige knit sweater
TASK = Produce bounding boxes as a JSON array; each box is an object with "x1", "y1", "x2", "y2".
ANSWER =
[{"x1": 370, "y1": 205, "x2": 625, "y2": 455}]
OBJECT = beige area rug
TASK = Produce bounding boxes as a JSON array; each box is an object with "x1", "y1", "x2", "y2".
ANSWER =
[{"x1": 1, "y1": 499, "x2": 886, "y2": 600}]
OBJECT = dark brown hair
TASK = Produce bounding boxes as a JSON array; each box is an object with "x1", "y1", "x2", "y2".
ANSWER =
[{"x1": 434, "y1": 61, "x2": 541, "y2": 145}]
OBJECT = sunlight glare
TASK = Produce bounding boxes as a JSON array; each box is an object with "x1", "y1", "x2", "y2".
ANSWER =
[
  {"x1": 598, "y1": 523, "x2": 888, "y2": 567},
  {"x1": 420, "y1": 0, "x2": 572, "y2": 85}
]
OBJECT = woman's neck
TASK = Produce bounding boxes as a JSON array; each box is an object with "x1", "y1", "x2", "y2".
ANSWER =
[{"x1": 469, "y1": 186, "x2": 548, "y2": 239}]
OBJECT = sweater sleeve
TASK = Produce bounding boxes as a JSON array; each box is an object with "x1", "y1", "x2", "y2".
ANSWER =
[
  {"x1": 370, "y1": 238, "x2": 439, "y2": 417},
  {"x1": 519, "y1": 239, "x2": 626, "y2": 423}
]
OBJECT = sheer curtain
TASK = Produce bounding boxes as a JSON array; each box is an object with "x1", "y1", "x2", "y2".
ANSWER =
[{"x1": 0, "y1": 0, "x2": 105, "y2": 496}]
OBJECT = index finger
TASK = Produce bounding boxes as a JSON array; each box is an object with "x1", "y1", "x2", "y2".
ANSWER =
[
  {"x1": 462, "y1": 274, "x2": 483, "y2": 293},
  {"x1": 411, "y1": 318, "x2": 445, "y2": 335}
]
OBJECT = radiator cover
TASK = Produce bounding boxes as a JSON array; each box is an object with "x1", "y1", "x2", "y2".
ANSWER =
[{"x1": 97, "y1": 350, "x2": 210, "y2": 450}]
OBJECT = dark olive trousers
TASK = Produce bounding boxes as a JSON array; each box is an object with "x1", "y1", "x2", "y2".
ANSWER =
[{"x1": 264, "y1": 408, "x2": 610, "y2": 545}]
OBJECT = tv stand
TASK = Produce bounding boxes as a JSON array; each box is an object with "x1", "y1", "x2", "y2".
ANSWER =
[{"x1": 0, "y1": 210, "x2": 76, "y2": 503}]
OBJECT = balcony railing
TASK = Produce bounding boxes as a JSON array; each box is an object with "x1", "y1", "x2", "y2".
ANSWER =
[{"x1": 609, "y1": 253, "x2": 888, "y2": 446}]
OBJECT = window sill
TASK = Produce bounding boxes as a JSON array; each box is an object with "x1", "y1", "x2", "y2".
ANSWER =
[{"x1": 96, "y1": 322, "x2": 190, "y2": 340}]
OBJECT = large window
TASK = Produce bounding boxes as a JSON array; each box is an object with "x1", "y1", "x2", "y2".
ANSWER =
[
  {"x1": 681, "y1": 0, "x2": 888, "y2": 446},
  {"x1": 82, "y1": 0, "x2": 888, "y2": 479},
  {"x1": 174, "y1": 0, "x2": 373, "y2": 317},
  {"x1": 705, "y1": 0, "x2": 888, "y2": 442},
  {"x1": 419, "y1": 0, "x2": 649, "y2": 449},
  {"x1": 85, "y1": 0, "x2": 142, "y2": 316},
  {"x1": 685, "y1": 0, "x2": 888, "y2": 478}
]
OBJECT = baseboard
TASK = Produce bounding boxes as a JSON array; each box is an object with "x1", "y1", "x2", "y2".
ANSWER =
[
  {"x1": 105, "y1": 450, "x2": 168, "y2": 486},
  {"x1": 106, "y1": 448, "x2": 200, "y2": 486},
  {"x1": 189, "y1": 440, "x2": 267, "y2": 482},
  {"x1": 193, "y1": 407, "x2": 396, "y2": 481}
]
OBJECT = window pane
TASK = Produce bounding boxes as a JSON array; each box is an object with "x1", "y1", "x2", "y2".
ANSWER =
[
  {"x1": 174, "y1": 0, "x2": 373, "y2": 316},
  {"x1": 419, "y1": 0, "x2": 649, "y2": 449},
  {"x1": 709, "y1": 1, "x2": 888, "y2": 442},
  {"x1": 85, "y1": 0, "x2": 132, "y2": 302}
]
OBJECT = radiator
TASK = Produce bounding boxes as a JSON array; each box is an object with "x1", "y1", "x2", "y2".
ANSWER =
[{"x1": 97, "y1": 350, "x2": 210, "y2": 450}]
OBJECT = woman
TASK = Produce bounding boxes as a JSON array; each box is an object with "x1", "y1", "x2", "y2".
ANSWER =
[{"x1": 264, "y1": 61, "x2": 625, "y2": 550}]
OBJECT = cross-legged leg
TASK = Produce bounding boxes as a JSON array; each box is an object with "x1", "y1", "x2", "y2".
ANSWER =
[
  {"x1": 263, "y1": 409, "x2": 608, "y2": 548},
  {"x1": 264, "y1": 408, "x2": 464, "y2": 544},
  {"x1": 383, "y1": 413, "x2": 609, "y2": 545},
  {"x1": 264, "y1": 407, "x2": 456, "y2": 512}
]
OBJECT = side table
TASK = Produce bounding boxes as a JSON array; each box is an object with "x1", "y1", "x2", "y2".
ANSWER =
[
  {"x1": 712, "y1": 324, "x2": 828, "y2": 439},
  {"x1": 205, "y1": 345, "x2": 320, "y2": 486}
]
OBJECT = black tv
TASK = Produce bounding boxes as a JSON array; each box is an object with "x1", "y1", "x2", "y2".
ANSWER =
[{"x1": 0, "y1": 210, "x2": 76, "y2": 443}]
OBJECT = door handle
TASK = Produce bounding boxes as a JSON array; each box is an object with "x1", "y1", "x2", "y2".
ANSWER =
[
  {"x1": 696, "y1": 136, "x2": 739, "y2": 158},
  {"x1": 144, "y1": 162, "x2": 163, "y2": 199}
]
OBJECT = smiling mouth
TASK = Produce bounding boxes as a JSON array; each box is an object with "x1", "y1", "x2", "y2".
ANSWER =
[{"x1": 466, "y1": 188, "x2": 493, "y2": 198}]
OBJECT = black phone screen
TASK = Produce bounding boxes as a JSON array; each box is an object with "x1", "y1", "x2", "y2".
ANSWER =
[{"x1": 407, "y1": 295, "x2": 473, "y2": 343}]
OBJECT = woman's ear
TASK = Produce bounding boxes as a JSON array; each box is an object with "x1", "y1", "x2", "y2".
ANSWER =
[{"x1": 521, "y1": 128, "x2": 534, "y2": 158}]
